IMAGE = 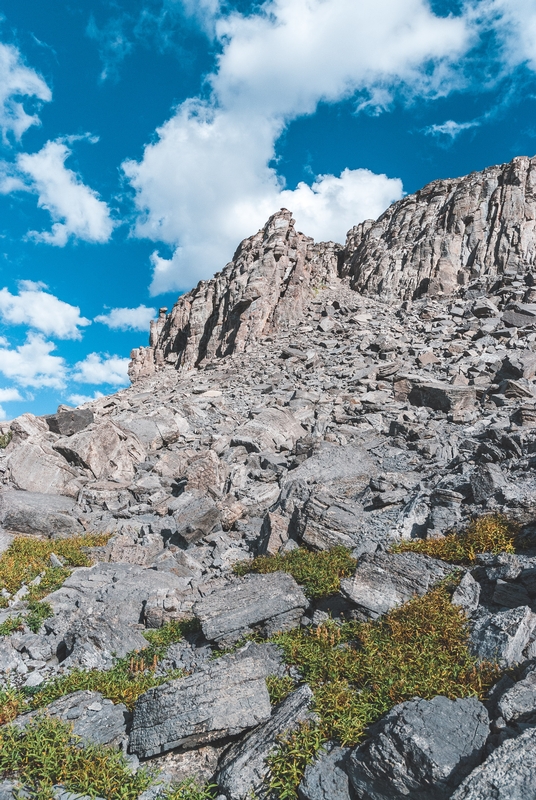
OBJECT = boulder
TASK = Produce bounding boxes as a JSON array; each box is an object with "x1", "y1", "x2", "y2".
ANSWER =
[
  {"x1": 497, "y1": 668, "x2": 536, "y2": 722},
  {"x1": 129, "y1": 656, "x2": 271, "y2": 757},
  {"x1": 12, "y1": 690, "x2": 129, "y2": 748},
  {"x1": 450, "y1": 725, "x2": 536, "y2": 800},
  {"x1": 114, "y1": 407, "x2": 190, "y2": 450},
  {"x1": 216, "y1": 685, "x2": 314, "y2": 799},
  {"x1": 6, "y1": 441, "x2": 83, "y2": 497},
  {"x1": 59, "y1": 613, "x2": 150, "y2": 670},
  {"x1": 53, "y1": 420, "x2": 145, "y2": 482},
  {"x1": 452, "y1": 572, "x2": 481, "y2": 615},
  {"x1": 469, "y1": 606, "x2": 536, "y2": 667},
  {"x1": 298, "y1": 745, "x2": 354, "y2": 800},
  {"x1": 231, "y1": 407, "x2": 304, "y2": 453},
  {"x1": 193, "y1": 571, "x2": 308, "y2": 646},
  {"x1": 0, "y1": 490, "x2": 83, "y2": 538},
  {"x1": 170, "y1": 490, "x2": 221, "y2": 545},
  {"x1": 394, "y1": 375, "x2": 476, "y2": 413},
  {"x1": 45, "y1": 409, "x2": 94, "y2": 436},
  {"x1": 347, "y1": 696, "x2": 490, "y2": 800},
  {"x1": 340, "y1": 551, "x2": 451, "y2": 619}
]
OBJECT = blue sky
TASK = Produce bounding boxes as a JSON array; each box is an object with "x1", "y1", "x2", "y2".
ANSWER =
[{"x1": 0, "y1": 0, "x2": 535, "y2": 419}]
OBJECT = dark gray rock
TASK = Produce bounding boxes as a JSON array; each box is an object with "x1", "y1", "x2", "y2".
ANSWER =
[
  {"x1": 45, "y1": 409, "x2": 94, "y2": 437},
  {"x1": 12, "y1": 690, "x2": 129, "y2": 748},
  {"x1": 193, "y1": 572, "x2": 308, "y2": 646},
  {"x1": 497, "y1": 668, "x2": 536, "y2": 722},
  {"x1": 492, "y1": 579, "x2": 531, "y2": 609},
  {"x1": 59, "y1": 614, "x2": 150, "y2": 669},
  {"x1": 216, "y1": 684, "x2": 314, "y2": 799},
  {"x1": 470, "y1": 463, "x2": 507, "y2": 505},
  {"x1": 0, "y1": 489, "x2": 83, "y2": 538},
  {"x1": 407, "y1": 378, "x2": 476, "y2": 414},
  {"x1": 450, "y1": 725, "x2": 536, "y2": 800},
  {"x1": 469, "y1": 606, "x2": 536, "y2": 667},
  {"x1": 129, "y1": 656, "x2": 271, "y2": 757},
  {"x1": 347, "y1": 696, "x2": 490, "y2": 800},
  {"x1": 298, "y1": 744, "x2": 354, "y2": 800},
  {"x1": 340, "y1": 551, "x2": 451, "y2": 619}
]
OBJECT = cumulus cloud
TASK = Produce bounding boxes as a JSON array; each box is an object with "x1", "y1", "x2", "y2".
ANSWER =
[
  {"x1": 0, "y1": 280, "x2": 91, "y2": 339},
  {"x1": 472, "y1": 0, "x2": 536, "y2": 73},
  {"x1": 94, "y1": 304, "x2": 156, "y2": 331},
  {"x1": 17, "y1": 140, "x2": 115, "y2": 246},
  {"x1": 0, "y1": 387, "x2": 23, "y2": 402},
  {"x1": 72, "y1": 353, "x2": 130, "y2": 386},
  {"x1": 0, "y1": 333, "x2": 67, "y2": 389},
  {"x1": 0, "y1": 41, "x2": 51, "y2": 143},
  {"x1": 424, "y1": 119, "x2": 480, "y2": 139},
  {"x1": 125, "y1": 0, "x2": 472, "y2": 293},
  {"x1": 67, "y1": 390, "x2": 105, "y2": 407}
]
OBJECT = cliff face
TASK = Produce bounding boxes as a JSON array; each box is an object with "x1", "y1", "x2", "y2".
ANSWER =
[
  {"x1": 343, "y1": 155, "x2": 536, "y2": 299},
  {"x1": 130, "y1": 155, "x2": 536, "y2": 381},
  {"x1": 129, "y1": 209, "x2": 341, "y2": 381}
]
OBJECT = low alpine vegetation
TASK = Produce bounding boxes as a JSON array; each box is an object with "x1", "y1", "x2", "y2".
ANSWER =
[
  {"x1": 234, "y1": 545, "x2": 357, "y2": 598},
  {"x1": 393, "y1": 514, "x2": 517, "y2": 564},
  {"x1": 267, "y1": 583, "x2": 500, "y2": 798},
  {"x1": 0, "y1": 715, "x2": 153, "y2": 800}
]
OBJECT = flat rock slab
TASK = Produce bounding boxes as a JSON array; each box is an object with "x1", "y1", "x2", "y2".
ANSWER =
[
  {"x1": 451, "y1": 725, "x2": 536, "y2": 800},
  {"x1": 348, "y1": 696, "x2": 490, "y2": 800},
  {"x1": 12, "y1": 690, "x2": 129, "y2": 748},
  {"x1": 170, "y1": 490, "x2": 221, "y2": 545},
  {"x1": 193, "y1": 571, "x2": 308, "y2": 646},
  {"x1": 0, "y1": 489, "x2": 83, "y2": 538},
  {"x1": 231, "y1": 407, "x2": 304, "y2": 453},
  {"x1": 298, "y1": 744, "x2": 353, "y2": 800},
  {"x1": 216, "y1": 684, "x2": 314, "y2": 800},
  {"x1": 53, "y1": 420, "x2": 145, "y2": 483},
  {"x1": 469, "y1": 606, "x2": 536, "y2": 668},
  {"x1": 45, "y1": 409, "x2": 94, "y2": 437},
  {"x1": 497, "y1": 669, "x2": 536, "y2": 722},
  {"x1": 129, "y1": 656, "x2": 271, "y2": 758},
  {"x1": 340, "y1": 551, "x2": 451, "y2": 619}
]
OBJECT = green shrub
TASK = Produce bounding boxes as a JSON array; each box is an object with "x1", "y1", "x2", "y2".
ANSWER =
[
  {"x1": 162, "y1": 778, "x2": 218, "y2": 800},
  {"x1": 268, "y1": 584, "x2": 500, "y2": 797},
  {"x1": 26, "y1": 601, "x2": 53, "y2": 634},
  {"x1": 393, "y1": 514, "x2": 517, "y2": 564},
  {"x1": 0, "y1": 715, "x2": 153, "y2": 800},
  {"x1": 0, "y1": 615, "x2": 24, "y2": 637},
  {"x1": 266, "y1": 675, "x2": 296, "y2": 705},
  {"x1": 234, "y1": 545, "x2": 357, "y2": 598},
  {"x1": 0, "y1": 430, "x2": 12, "y2": 449}
]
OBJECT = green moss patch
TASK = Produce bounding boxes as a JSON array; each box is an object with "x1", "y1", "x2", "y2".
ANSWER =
[
  {"x1": 393, "y1": 514, "x2": 517, "y2": 564},
  {"x1": 234, "y1": 545, "x2": 357, "y2": 598}
]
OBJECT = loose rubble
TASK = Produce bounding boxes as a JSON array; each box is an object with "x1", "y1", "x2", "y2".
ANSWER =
[{"x1": 2, "y1": 155, "x2": 536, "y2": 797}]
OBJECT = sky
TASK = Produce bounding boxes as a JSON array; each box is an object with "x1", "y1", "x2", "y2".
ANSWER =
[{"x1": 0, "y1": 0, "x2": 535, "y2": 419}]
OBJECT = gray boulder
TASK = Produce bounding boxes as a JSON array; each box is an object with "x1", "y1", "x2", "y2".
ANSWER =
[
  {"x1": 59, "y1": 614, "x2": 150, "y2": 670},
  {"x1": 216, "y1": 684, "x2": 314, "y2": 799},
  {"x1": 469, "y1": 606, "x2": 536, "y2": 667},
  {"x1": 347, "y1": 696, "x2": 490, "y2": 800},
  {"x1": 193, "y1": 572, "x2": 308, "y2": 646},
  {"x1": 452, "y1": 572, "x2": 481, "y2": 615},
  {"x1": 115, "y1": 407, "x2": 189, "y2": 450},
  {"x1": 170, "y1": 490, "x2": 221, "y2": 545},
  {"x1": 298, "y1": 744, "x2": 354, "y2": 800},
  {"x1": 231, "y1": 407, "x2": 304, "y2": 453},
  {"x1": 12, "y1": 690, "x2": 129, "y2": 748},
  {"x1": 53, "y1": 420, "x2": 145, "y2": 482},
  {"x1": 340, "y1": 552, "x2": 451, "y2": 619},
  {"x1": 497, "y1": 668, "x2": 536, "y2": 722},
  {"x1": 6, "y1": 440, "x2": 83, "y2": 497},
  {"x1": 450, "y1": 725, "x2": 536, "y2": 800},
  {"x1": 0, "y1": 489, "x2": 83, "y2": 538},
  {"x1": 45, "y1": 409, "x2": 94, "y2": 437},
  {"x1": 129, "y1": 656, "x2": 271, "y2": 757}
]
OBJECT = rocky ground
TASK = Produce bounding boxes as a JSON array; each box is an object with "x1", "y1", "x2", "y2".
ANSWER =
[{"x1": 2, "y1": 156, "x2": 536, "y2": 798}]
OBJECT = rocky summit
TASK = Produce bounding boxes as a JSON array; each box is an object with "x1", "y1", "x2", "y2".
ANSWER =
[{"x1": 2, "y1": 155, "x2": 536, "y2": 798}]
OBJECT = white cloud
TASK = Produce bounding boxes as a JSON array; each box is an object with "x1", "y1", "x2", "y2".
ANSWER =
[
  {"x1": 67, "y1": 390, "x2": 104, "y2": 407},
  {"x1": 72, "y1": 353, "x2": 130, "y2": 386},
  {"x1": 94, "y1": 304, "x2": 156, "y2": 331},
  {"x1": 17, "y1": 140, "x2": 115, "y2": 246},
  {"x1": 424, "y1": 119, "x2": 480, "y2": 139},
  {"x1": 281, "y1": 169, "x2": 404, "y2": 243},
  {"x1": 124, "y1": 0, "x2": 472, "y2": 293},
  {"x1": 0, "y1": 42, "x2": 51, "y2": 143},
  {"x1": 472, "y1": 1, "x2": 536, "y2": 73},
  {"x1": 0, "y1": 333, "x2": 67, "y2": 389},
  {"x1": 0, "y1": 387, "x2": 23, "y2": 402},
  {"x1": 0, "y1": 280, "x2": 91, "y2": 339}
]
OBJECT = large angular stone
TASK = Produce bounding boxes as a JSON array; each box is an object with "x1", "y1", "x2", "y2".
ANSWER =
[
  {"x1": 469, "y1": 606, "x2": 536, "y2": 667},
  {"x1": 231, "y1": 407, "x2": 304, "y2": 453},
  {"x1": 53, "y1": 420, "x2": 145, "y2": 482},
  {"x1": 497, "y1": 668, "x2": 536, "y2": 722},
  {"x1": 347, "y1": 696, "x2": 490, "y2": 800},
  {"x1": 193, "y1": 571, "x2": 308, "y2": 646},
  {"x1": 340, "y1": 551, "x2": 451, "y2": 619},
  {"x1": 394, "y1": 374, "x2": 476, "y2": 413},
  {"x1": 45, "y1": 409, "x2": 94, "y2": 436},
  {"x1": 0, "y1": 489, "x2": 83, "y2": 538},
  {"x1": 170, "y1": 490, "x2": 221, "y2": 544},
  {"x1": 12, "y1": 690, "x2": 129, "y2": 748},
  {"x1": 216, "y1": 685, "x2": 314, "y2": 800},
  {"x1": 129, "y1": 656, "x2": 271, "y2": 757},
  {"x1": 450, "y1": 725, "x2": 536, "y2": 800},
  {"x1": 6, "y1": 441, "x2": 82, "y2": 497},
  {"x1": 298, "y1": 745, "x2": 353, "y2": 800},
  {"x1": 115, "y1": 407, "x2": 190, "y2": 450}
]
